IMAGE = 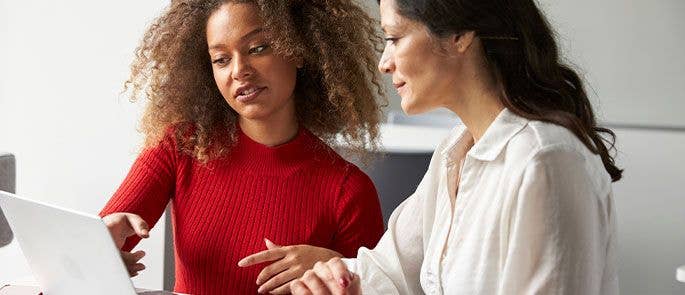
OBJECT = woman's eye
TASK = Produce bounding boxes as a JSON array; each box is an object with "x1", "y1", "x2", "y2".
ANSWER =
[
  {"x1": 212, "y1": 57, "x2": 230, "y2": 66},
  {"x1": 384, "y1": 37, "x2": 398, "y2": 45},
  {"x1": 249, "y1": 44, "x2": 269, "y2": 54}
]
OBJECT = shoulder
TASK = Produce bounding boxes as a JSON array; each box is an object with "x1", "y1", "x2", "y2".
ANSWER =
[
  {"x1": 303, "y1": 130, "x2": 363, "y2": 173},
  {"x1": 505, "y1": 121, "x2": 611, "y2": 192},
  {"x1": 149, "y1": 122, "x2": 195, "y2": 151},
  {"x1": 341, "y1": 163, "x2": 375, "y2": 190},
  {"x1": 303, "y1": 132, "x2": 377, "y2": 189},
  {"x1": 319, "y1": 154, "x2": 374, "y2": 192},
  {"x1": 138, "y1": 122, "x2": 198, "y2": 167},
  {"x1": 505, "y1": 121, "x2": 594, "y2": 164}
]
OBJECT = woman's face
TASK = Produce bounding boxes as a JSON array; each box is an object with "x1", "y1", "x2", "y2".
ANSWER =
[
  {"x1": 207, "y1": 3, "x2": 299, "y2": 122},
  {"x1": 378, "y1": 0, "x2": 461, "y2": 115}
]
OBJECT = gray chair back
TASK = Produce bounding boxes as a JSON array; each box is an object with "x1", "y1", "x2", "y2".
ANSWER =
[
  {"x1": 0, "y1": 152, "x2": 16, "y2": 247},
  {"x1": 359, "y1": 152, "x2": 432, "y2": 225}
]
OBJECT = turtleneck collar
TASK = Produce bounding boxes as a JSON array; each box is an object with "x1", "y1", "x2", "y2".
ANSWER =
[{"x1": 226, "y1": 125, "x2": 317, "y2": 176}]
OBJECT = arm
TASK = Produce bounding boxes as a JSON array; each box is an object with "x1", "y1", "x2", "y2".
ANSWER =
[
  {"x1": 344, "y1": 189, "x2": 425, "y2": 294},
  {"x1": 498, "y1": 145, "x2": 616, "y2": 294},
  {"x1": 330, "y1": 166, "x2": 384, "y2": 257},
  {"x1": 100, "y1": 134, "x2": 178, "y2": 251},
  {"x1": 237, "y1": 166, "x2": 385, "y2": 294},
  {"x1": 292, "y1": 172, "x2": 435, "y2": 295},
  {"x1": 342, "y1": 149, "x2": 445, "y2": 295}
]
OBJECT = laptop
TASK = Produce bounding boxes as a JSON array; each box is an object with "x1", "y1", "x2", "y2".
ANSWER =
[{"x1": 0, "y1": 191, "x2": 182, "y2": 295}]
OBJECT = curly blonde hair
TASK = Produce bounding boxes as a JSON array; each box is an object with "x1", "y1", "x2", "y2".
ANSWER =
[{"x1": 126, "y1": 0, "x2": 386, "y2": 162}]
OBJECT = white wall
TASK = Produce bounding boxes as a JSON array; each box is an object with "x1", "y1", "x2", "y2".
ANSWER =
[
  {"x1": 0, "y1": 0, "x2": 169, "y2": 290},
  {"x1": 539, "y1": 0, "x2": 685, "y2": 127},
  {"x1": 612, "y1": 128, "x2": 685, "y2": 294}
]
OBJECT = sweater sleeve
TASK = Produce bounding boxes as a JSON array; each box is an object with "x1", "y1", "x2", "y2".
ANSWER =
[
  {"x1": 99, "y1": 133, "x2": 178, "y2": 251},
  {"x1": 331, "y1": 166, "x2": 384, "y2": 258}
]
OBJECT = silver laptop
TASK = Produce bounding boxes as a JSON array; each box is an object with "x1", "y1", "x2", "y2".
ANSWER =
[{"x1": 0, "y1": 191, "x2": 179, "y2": 295}]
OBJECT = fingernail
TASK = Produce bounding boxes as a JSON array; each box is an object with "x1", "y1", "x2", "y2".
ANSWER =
[
  {"x1": 237, "y1": 259, "x2": 246, "y2": 267},
  {"x1": 264, "y1": 238, "x2": 278, "y2": 248},
  {"x1": 338, "y1": 277, "x2": 349, "y2": 288}
]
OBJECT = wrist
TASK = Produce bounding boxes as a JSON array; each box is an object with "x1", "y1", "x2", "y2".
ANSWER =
[{"x1": 328, "y1": 249, "x2": 343, "y2": 259}]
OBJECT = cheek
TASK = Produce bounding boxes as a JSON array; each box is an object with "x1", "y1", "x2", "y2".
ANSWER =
[
  {"x1": 212, "y1": 68, "x2": 231, "y2": 98},
  {"x1": 394, "y1": 48, "x2": 421, "y2": 79},
  {"x1": 264, "y1": 61, "x2": 298, "y2": 99},
  {"x1": 399, "y1": 51, "x2": 441, "y2": 90}
]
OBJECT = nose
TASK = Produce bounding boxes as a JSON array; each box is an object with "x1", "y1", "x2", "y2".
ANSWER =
[
  {"x1": 378, "y1": 48, "x2": 394, "y2": 74},
  {"x1": 231, "y1": 54, "x2": 254, "y2": 80}
]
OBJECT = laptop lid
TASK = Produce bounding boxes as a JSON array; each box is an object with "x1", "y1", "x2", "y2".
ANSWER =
[{"x1": 0, "y1": 190, "x2": 137, "y2": 295}]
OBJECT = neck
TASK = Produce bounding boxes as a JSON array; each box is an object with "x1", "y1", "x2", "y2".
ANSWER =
[
  {"x1": 238, "y1": 109, "x2": 299, "y2": 147},
  {"x1": 444, "y1": 68, "x2": 504, "y2": 142}
]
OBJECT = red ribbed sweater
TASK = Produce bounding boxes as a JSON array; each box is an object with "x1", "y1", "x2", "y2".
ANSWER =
[{"x1": 99, "y1": 127, "x2": 384, "y2": 294}]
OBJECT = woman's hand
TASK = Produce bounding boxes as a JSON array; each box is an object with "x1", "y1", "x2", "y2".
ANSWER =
[
  {"x1": 238, "y1": 239, "x2": 343, "y2": 294},
  {"x1": 102, "y1": 212, "x2": 150, "y2": 277},
  {"x1": 290, "y1": 257, "x2": 361, "y2": 295}
]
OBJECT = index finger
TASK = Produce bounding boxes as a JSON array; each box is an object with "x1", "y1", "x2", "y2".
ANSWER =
[
  {"x1": 326, "y1": 258, "x2": 353, "y2": 288},
  {"x1": 237, "y1": 249, "x2": 286, "y2": 267},
  {"x1": 124, "y1": 213, "x2": 149, "y2": 238}
]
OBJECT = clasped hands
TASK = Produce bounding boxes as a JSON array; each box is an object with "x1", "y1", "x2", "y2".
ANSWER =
[{"x1": 238, "y1": 238, "x2": 344, "y2": 294}]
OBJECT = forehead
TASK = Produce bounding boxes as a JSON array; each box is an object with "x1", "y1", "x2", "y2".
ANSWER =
[
  {"x1": 379, "y1": 0, "x2": 408, "y2": 31},
  {"x1": 206, "y1": 3, "x2": 263, "y2": 45}
]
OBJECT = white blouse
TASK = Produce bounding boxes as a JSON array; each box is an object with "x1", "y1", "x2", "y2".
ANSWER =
[{"x1": 345, "y1": 109, "x2": 618, "y2": 294}]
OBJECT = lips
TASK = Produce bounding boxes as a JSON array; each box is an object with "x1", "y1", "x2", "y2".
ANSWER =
[
  {"x1": 234, "y1": 85, "x2": 266, "y2": 102},
  {"x1": 393, "y1": 81, "x2": 406, "y2": 94}
]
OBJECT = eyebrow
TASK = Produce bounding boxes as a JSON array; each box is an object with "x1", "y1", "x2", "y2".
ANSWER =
[{"x1": 208, "y1": 27, "x2": 265, "y2": 51}]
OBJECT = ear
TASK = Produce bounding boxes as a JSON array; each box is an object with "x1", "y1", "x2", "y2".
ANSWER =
[{"x1": 447, "y1": 31, "x2": 476, "y2": 54}]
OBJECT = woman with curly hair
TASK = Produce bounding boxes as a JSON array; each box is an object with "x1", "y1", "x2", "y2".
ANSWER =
[{"x1": 98, "y1": 0, "x2": 386, "y2": 294}]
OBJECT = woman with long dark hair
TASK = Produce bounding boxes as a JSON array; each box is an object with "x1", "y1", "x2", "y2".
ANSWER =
[{"x1": 290, "y1": 0, "x2": 622, "y2": 293}]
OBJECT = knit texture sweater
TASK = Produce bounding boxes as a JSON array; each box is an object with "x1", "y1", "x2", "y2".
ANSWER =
[{"x1": 100, "y1": 127, "x2": 384, "y2": 294}]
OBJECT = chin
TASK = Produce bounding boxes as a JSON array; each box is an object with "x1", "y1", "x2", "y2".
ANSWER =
[
  {"x1": 236, "y1": 108, "x2": 273, "y2": 121},
  {"x1": 402, "y1": 106, "x2": 422, "y2": 115},
  {"x1": 400, "y1": 98, "x2": 432, "y2": 116}
]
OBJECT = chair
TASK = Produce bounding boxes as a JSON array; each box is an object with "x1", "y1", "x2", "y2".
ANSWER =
[
  {"x1": 163, "y1": 205, "x2": 175, "y2": 291},
  {"x1": 0, "y1": 152, "x2": 16, "y2": 247},
  {"x1": 357, "y1": 152, "x2": 432, "y2": 225},
  {"x1": 366, "y1": 112, "x2": 454, "y2": 225}
]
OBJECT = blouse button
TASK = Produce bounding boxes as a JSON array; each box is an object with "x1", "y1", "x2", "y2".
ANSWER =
[{"x1": 425, "y1": 269, "x2": 440, "y2": 294}]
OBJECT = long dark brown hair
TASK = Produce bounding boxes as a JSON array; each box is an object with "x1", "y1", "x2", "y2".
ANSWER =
[{"x1": 391, "y1": 0, "x2": 622, "y2": 181}]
